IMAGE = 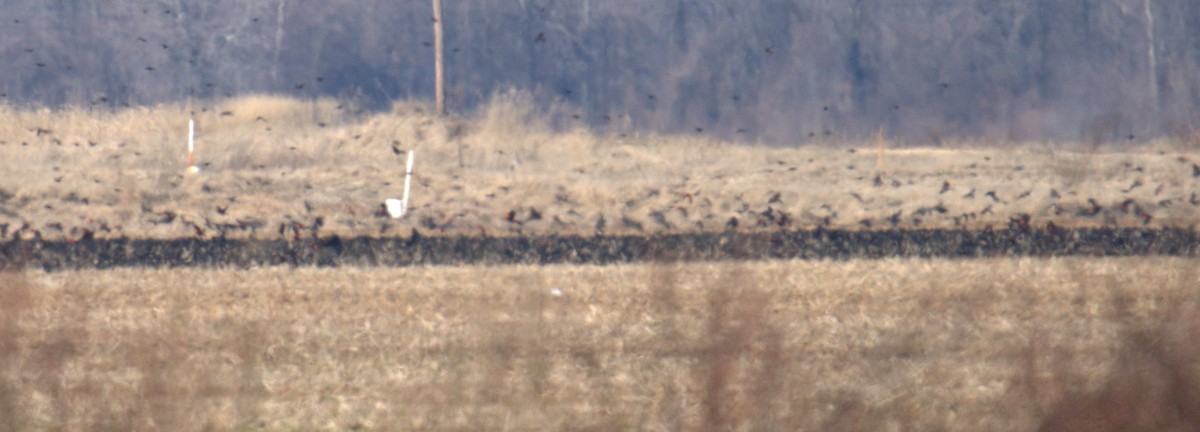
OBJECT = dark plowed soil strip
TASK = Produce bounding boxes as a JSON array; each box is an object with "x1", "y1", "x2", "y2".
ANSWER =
[{"x1": 2, "y1": 228, "x2": 1198, "y2": 271}]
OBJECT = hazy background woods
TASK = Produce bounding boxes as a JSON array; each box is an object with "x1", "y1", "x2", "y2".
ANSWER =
[{"x1": 2, "y1": 0, "x2": 1199, "y2": 144}]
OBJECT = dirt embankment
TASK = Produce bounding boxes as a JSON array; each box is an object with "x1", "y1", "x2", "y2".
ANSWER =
[{"x1": 3, "y1": 227, "x2": 1197, "y2": 271}]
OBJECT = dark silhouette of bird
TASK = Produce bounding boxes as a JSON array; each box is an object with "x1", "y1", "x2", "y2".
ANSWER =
[
  {"x1": 939, "y1": 181, "x2": 951, "y2": 194},
  {"x1": 311, "y1": 216, "x2": 324, "y2": 237},
  {"x1": 1008, "y1": 213, "x2": 1031, "y2": 232},
  {"x1": 1118, "y1": 198, "x2": 1136, "y2": 214},
  {"x1": 886, "y1": 211, "x2": 902, "y2": 227},
  {"x1": 649, "y1": 211, "x2": 671, "y2": 229},
  {"x1": 534, "y1": 32, "x2": 546, "y2": 43},
  {"x1": 391, "y1": 141, "x2": 403, "y2": 155},
  {"x1": 620, "y1": 216, "x2": 644, "y2": 232},
  {"x1": 726, "y1": 216, "x2": 739, "y2": 230},
  {"x1": 1082, "y1": 198, "x2": 1102, "y2": 216},
  {"x1": 774, "y1": 210, "x2": 790, "y2": 227},
  {"x1": 154, "y1": 211, "x2": 177, "y2": 224},
  {"x1": 188, "y1": 221, "x2": 205, "y2": 237}
]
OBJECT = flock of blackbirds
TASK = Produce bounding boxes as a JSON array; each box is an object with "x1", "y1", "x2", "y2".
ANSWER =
[{"x1": 2, "y1": 140, "x2": 1200, "y2": 244}]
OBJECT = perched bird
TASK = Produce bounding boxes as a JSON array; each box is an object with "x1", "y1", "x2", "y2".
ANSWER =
[
  {"x1": 649, "y1": 211, "x2": 671, "y2": 229},
  {"x1": 154, "y1": 211, "x2": 177, "y2": 224},
  {"x1": 620, "y1": 216, "x2": 644, "y2": 232},
  {"x1": 939, "y1": 181, "x2": 951, "y2": 194},
  {"x1": 1008, "y1": 213, "x2": 1031, "y2": 232},
  {"x1": 886, "y1": 211, "x2": 902, "y2": 227},
  {"x1": 1118, "y1": 198, "x2": 1136, "y2": 214}
]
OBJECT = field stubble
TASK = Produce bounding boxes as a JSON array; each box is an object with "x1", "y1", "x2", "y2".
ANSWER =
[
  {"x1": 1, "y1": 257, "x2": 1198, "y2": 430},
  {"x1": 1, "y1": 92, "x2": 1199, "y2": 242}
]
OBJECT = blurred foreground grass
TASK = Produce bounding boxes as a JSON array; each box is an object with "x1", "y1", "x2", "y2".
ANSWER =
[{"x1": 1, "y1": 257, "x2": 1197, "y2": 430}]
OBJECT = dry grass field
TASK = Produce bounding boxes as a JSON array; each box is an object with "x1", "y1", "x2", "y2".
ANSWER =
[
  {"x1": 1, "y1": 257, "x2": 1198, "y2": 431},
  {"x1": 1, "y1": 93, "x2": 1199, "y2": 242}
]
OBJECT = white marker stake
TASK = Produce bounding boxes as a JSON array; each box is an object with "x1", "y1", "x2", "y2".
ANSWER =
[
  {"x1": 402, "y1": 150, "x2": 414, "y2": 214},
  {"x1": 386, "y1": 150, "x2": 415, "y2": 218},
  {"x1": 186, "y1": 118, "x2": 200, "y2": 174}
]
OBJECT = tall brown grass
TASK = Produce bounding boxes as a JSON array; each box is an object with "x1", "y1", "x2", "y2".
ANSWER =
[{"x1": 0, "y1": 257, "x2": 1196, "y2": 430}]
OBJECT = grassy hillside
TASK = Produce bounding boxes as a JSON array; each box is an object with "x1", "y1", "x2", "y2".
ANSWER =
[
  {"x1": 1, "y1": 93, "x2": 1199, "y2": 241},
  {"x1": 2, "y1": 258, "x2": 1198, "y2": 430}
]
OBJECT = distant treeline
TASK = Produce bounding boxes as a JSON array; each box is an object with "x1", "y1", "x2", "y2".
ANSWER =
[{"x1": 2, "y1": 0, "x2": 1199, "y2": 143}]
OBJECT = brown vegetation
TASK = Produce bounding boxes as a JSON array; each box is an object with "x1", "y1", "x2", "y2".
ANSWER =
[
  {"x1": 0, "y1": 257, "x2": 1197, "y2": 430},
  {"x1": 1, "y1": 94, "x2": 1198, "y2": 243}
]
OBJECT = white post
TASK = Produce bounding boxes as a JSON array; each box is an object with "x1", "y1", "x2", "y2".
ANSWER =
[
  {"x1": 385, "y1": 150, "x2": 415, "y2": 218},
  {"x1": 186, "y1": 118, "x2": 200, "y2": 173},
  {"x1": 402, "y1": 150, "x2": 415, "y2": 214}
]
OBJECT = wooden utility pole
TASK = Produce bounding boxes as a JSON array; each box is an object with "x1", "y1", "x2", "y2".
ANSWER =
[
  {"x1": 1143, "y1": 0, "x2": 1158, "y2": 109},
  {"x1": 433, "y1": 0, "x2": 445, "y2": 115}
]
